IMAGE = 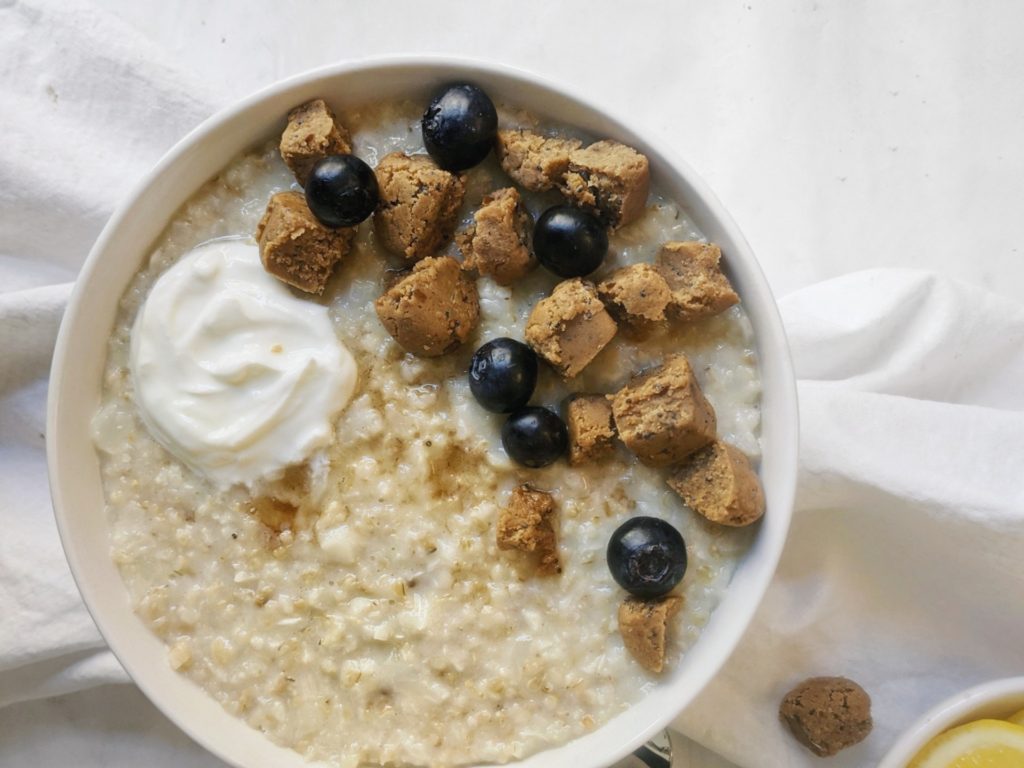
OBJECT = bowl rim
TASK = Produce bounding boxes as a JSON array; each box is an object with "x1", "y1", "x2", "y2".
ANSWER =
[
  {"x1": 878, "y1": 676, "x2": 1024, "y2": 767},
  {"x1": 47, "y1": 53, "x2": 799, "y2": 768}
]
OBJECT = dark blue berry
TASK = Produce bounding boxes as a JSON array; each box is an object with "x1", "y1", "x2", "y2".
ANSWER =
[
  {"x1": 306, "y1": 154, "x2": 379, "y2": 228},
  {"x1": 533, "y1": 205, "x2": 608, "y2": 278},
  {"x1": 469, "y1": 338, "x2": 538, "y2": 413},
  {"x1": 421, "y1": 83, "x2": 498, "y2": 171},
  {"x1": 501, "y1": 407, "x2": 568, "y2": 468},
  {"x1": 607, "y1": 517, "x2": 687, "y2": 598}
]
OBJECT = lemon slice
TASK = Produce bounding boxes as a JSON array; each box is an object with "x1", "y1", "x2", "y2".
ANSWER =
[
  {"x1": 1007, "y1": 708, "x2": 1024, "y2": 727},
  {"x1": 909, "y1": 719, "x2": 1024, "y2": 767}
]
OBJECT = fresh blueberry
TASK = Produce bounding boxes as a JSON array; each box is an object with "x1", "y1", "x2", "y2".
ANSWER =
[
  {"x1": 469, "y1": 338, "x2": 538, "y2": 413},
  {"x1": 501, "y1": 407, "x2": 568, "y2": 468},
  {"x1": 606, "y1": 517, "x2": 687, "y2": 598},
  {"x1": 421, "y1": 83, "x2": 498, "y2": 171},
  {"x1": 533, "y1": 205, "x2": 608, "y2": 278},
  {"x1": 306, "y1": 154, "x2": 379, "y2": 228}
]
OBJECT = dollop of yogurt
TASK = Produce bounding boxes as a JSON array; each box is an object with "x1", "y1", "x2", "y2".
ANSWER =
[{"x1": 130, "y1": 239, "x2": 356, "y2": 488}]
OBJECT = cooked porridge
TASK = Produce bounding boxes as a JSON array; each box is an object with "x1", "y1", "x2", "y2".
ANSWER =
[{"x1": 92, "y1": 96, "x2": 762, "y2": 767}]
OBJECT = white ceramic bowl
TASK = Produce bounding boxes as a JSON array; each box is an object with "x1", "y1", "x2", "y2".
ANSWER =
[
  {"x1": 879, "y1": 677, "x2": 1024, "y2": 767},
  {"x1": 47, "y1": 56, "x2": 798, "y2": 768}
]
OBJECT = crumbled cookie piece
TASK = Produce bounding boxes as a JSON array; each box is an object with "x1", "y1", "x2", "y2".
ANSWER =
[
  {"x1": 668, "y1": 440, "x2": 765, "y2": 527},
  {"x1": 374, "y1": 152, "x2": 466, "y2": 262},
  {"x1": 611, "y1": 355, "x2": 716, "y2": 467},
  {"x1": 617, "y1": 595, "x2": 683, "y2": 674},
  {"x1": 565, "y1": 394, "x2": 616, "y2": 466},
  {"x1": 560, "y1": 140, "x2": 650, "y2": 230},
  {"x1": 496, "y1": 485, "x2": 560, "y2": 575},
  {"x1": 656, "y1": 241, "x2": 739, "y2": 322},
  {"x1": 458, "y1": 187, "x2": 535, "y2": 285},
  {"x1": 597, "y1": 263, "x2": 673, "y2": 330},
  {"x1": 494, "y1": 129, "x2": 582, "y2": 191},
  {"x1": 255, "y1": 191, "x2": 355, "y2": 294},
  {"x1": 779, "y1": 677, "x2": 873, "y2": 757},
  {"x1": 374, "y1": 255, "x2": 480, "y2": 357},
  {"x1": 279, "y1": 99, "x2": 352, "y2": 186},
  {"x1": 524, "y1": 279, "x2": 618, "y2": 378}
]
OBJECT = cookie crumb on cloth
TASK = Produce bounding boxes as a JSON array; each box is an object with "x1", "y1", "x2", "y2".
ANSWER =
[{"x1": 779, "y1": 676, "x2": 872, "y2": 757}]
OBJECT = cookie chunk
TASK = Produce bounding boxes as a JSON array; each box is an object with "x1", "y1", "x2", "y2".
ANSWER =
[
  {"x1": 459, "y1": 187, "x2": 535, "y2": 285},
  {"x1": 656, "y1": 241, "x2": 739, "y2": 322},
  {"x1": 495, "y1": 129, "x2": 581, "y2": 192},
  {"x1": 255, "y1": 191, "x2": 355, "y2": 294},
  {"x1": 617, "y1": 595, "x2": 683, "y2": 674},
  {"x1": 496, "y1": 485, "x2": 560, "y2": 575},
  {"x1": 560, "y1": 140, "x2": 650, "y2": 230},
  {"x1": 597, "y1": 263, "x2": 673, "y2": 330},
  {"x1": 279, "y1": 99, "x2": 352, "y2": 186},
  {"x1": 779, "y1": 677, "x2": 873, "y2": 757},
  {"x1": 668, "y1": 440, "x2": 765, "y2": 527},
  {"x1": 374, "y1": 255, "x2": 480, "y2": 357},
  {"x1": 611, "y1": 355, "x2": 716, "y2": 467},
  {"x1": 374, "y1": 153, "x2": 466, "y2": 262},
  {"x1": 565, "y1": 394, "x2": 616, "y2": 466},
  {"x1": 524, "y1": 279, "x2": 618, "y2": 378}
]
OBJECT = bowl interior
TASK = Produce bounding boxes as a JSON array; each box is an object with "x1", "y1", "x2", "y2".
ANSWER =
[
  {"x1": 878, "y1": 677, "x2": 1024, "y2": 768},
  {"x1": 47, "y1": 57, "x2": 798, "y2": 768}
]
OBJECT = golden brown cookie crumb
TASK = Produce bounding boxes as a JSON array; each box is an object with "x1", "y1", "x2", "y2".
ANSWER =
[
  {"x1": 255, "y1": 191, "x2": 355, "y2": 294},
  {"x1": 610, "y1": 355, "x2": 717, "y2": 467},
  {"x1": 667, "y1": 440, "x2": 765, "y2": 527},
  {"x1": 374, "y1": 255, "x2": 480, "y2": 357},
  {"x1": 779, "y1": 677, "x2": 873, "y2": 757},
  {"x1": 279, "y1": 99, "x2": 352, "y2": 186},
  {"x1": 617, "y1": 595, "x2": 683, "y2": 673},
  {"x1": 597, "y1": 263, "x2": 673, "y2": 330},
  {"x1": 564, "y1": 394, "x2": 617, "y2": 466},
  {"x1": 459, "y1": 187, "x2": 535, "y2": 286},
  {"x1": 495, "y1": 129, "x2": 582, "y2": 192},
  {"x1": 560, "y1": 140, "x2": 650, "y2": 230},
  {"x1": 496, "y1": 485, "x2": 560, "y2": 575},
  {"x1": 524, "y1": 279, "x2": 618, "y2": 378},
  {"x1": 656, "y1": 241, "x2": 739, "y2": 322},
  {"x1": 374, "y1": 153, "x2": 466, "y2": 262}
]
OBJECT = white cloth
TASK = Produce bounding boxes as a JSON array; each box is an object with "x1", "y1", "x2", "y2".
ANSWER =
[
  {"x1": 0, "y1": 0, "x2": 220, "y2": 711},
  {"x1": 2, "y1": 0, "x2": 1024, "y2": 766},
  {"x1": 676, "y1": 271, "x2": 1024, "y2": 767}
]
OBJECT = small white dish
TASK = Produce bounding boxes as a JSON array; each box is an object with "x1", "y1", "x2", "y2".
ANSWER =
[
  {"x1": 47, "y1": 56, "x2": 799, "y2": 768},
  {"x1": 878, "y1": 676, "x2": 1024, "y2": 768}
]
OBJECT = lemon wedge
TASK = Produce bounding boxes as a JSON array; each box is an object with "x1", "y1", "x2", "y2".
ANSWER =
[
  {"x1": 1007, "y1": 708, "x2": 1024, "y2": 727},
  {"x1": 909, "y1": 719, "x2": 1024, "y2": 767}
]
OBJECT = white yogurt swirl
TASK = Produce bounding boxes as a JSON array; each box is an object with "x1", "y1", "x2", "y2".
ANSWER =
[{"x1": 130, "y1": 239, "x2": 356, "y2": 488}]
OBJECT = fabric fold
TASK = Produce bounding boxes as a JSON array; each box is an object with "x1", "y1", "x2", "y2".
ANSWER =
[
  {"x1": 673, "y1": 270, "x2": 1024, "y2": 768},
  {"x1": 0, "y1": 0, "x2": 218, "y2": 712}
]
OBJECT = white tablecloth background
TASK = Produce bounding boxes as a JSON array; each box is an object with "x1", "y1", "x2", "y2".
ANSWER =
[{"x1": 2, "y1": 1, "x2": 1023, "y2": 766}]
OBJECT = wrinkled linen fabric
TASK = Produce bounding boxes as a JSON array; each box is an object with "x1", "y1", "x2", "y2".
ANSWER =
[
  {"x1": 2, "y1": 1, "x2": 1024, "y2": 767},
  {"x1": 673, "y1": 270, "x2": 1024, "y2": 767},
  {"x1": 0, "y1": 0, "x2": 221, "y2": 708}
]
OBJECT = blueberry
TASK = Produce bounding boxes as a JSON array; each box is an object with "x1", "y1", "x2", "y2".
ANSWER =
[
  {"x1": 306, "y1": 154, "x2": 379, "y2": 228},
  {"x1": 469, "y1": 338, "x2": 538, "y2": 413},
  {"x1": 421, "y1": 83, "x2": 498, "y2": 171},
  {"x1": 533, "y1": 205, "x2": 608, "y2": 278},
  {"x1": 606, "y1": 517, "x2": 687, "y2": 598},
  {"x1": 501, "y1": 407, "x2": 568, "y2": 468}
]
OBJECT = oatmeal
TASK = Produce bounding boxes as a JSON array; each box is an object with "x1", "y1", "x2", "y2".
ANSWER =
[{"x1": 92, "y1": 98, "x2": 762, "y2": 767}]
